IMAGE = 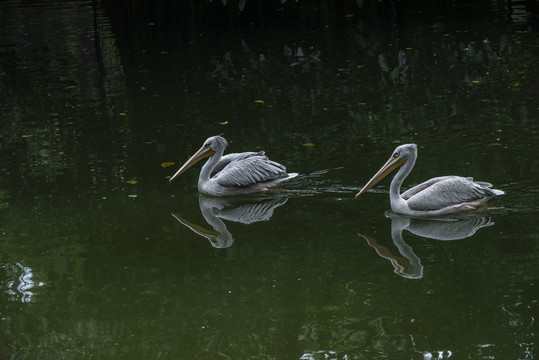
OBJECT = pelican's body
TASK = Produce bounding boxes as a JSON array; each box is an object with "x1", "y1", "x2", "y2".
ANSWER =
[
  {"x1": 169, "y1": 135, "x2": 297, "y2": 196},
  {"x1": 355, "y1": 144, "x2": 504, "y2": 216}
]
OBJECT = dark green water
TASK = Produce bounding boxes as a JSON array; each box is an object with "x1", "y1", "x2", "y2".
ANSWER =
[{"x1": 1, "y1": 1, "x2": 538, "y2": 359}]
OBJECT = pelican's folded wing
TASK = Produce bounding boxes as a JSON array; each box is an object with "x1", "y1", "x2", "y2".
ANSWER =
[
  {"x1": 215, "y1": 157, "x2": 288, "y2": 187},
  {"x1": 406, "y1": 176, "x2": 498, "y2": 211},
  {"x1": 212, "y1": 151, "x2": 266, "y2": 174},
  {"x1": 401, "y1": 176, "x2": 459, "y2": 200}
]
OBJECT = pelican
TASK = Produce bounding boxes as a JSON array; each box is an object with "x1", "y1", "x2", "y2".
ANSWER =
[
  {"x1": 169, "y1": 135, "x2": 298, "y2": 196},
  {"x1": 355, "y1": 144, "x2": 504, "y2": 216}
]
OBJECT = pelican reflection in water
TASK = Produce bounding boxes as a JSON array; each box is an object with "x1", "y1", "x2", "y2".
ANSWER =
[
  {"x1": 355, "y1": 144, "x2": 504, "y2": 216},
  {"x1": 172, "y1": 195, "x2": 288, "y2": 248},
  {"x1": 169, "y1": 135, "x2": 298, "y2": 196},
  {"x1": 359, "y1": 214, "x2": 495, "y2": 279}
]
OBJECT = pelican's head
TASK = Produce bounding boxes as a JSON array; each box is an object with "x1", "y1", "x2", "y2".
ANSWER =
[
  {"x1": 169, "y1": 135, "x2": 228, "y2": 182},
  {"x1": 355, "y1": 143, "x2": 417, "y2": 198},
  {"x1": 393, "y1": 143, "x2": 417, "y2": 162},
  {"x1": 199, "y1": 135, "x2": 228, "y2": 154}
]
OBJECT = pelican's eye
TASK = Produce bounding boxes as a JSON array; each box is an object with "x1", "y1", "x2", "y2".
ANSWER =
[{"x1": 393, "y1": 152, "x2": 399, "y2": 159}]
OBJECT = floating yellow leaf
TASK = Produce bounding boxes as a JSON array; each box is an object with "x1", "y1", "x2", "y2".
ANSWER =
[
  {"x1": 161, "y1": 162, "x2": 175, "y2": 168},
  {"x1": 128, "y1": 194, "x2": 138, "y2": 198},
  {"x1": 218, "y1": 121, "x2": 228, "y2": 125},
  {"x1": 254, "y1": 100, "x2": 265, "y2": 104},
  {"x1": 126, "y1": 180, "x2": 138, "y2": 184},
  {"x1": 119, "y1": 112, "x2": 127, "y2": 116},
  {"x1": 472, "y1": 80, "x2": 480, "y2": 84},
  {"x1": 356, "y1": 65, "x2": 365, "y2": 69},
  {"x1": 144, "y1": 141, "x2": 153, "y2": 145},
  {"x1": 65, "y1": 85, "x2": 77, "y2": 89},
  {"x1": 345, "y1": 14, "x2": 354, "y2": 18},
  {"x1": 302, "y1": 143, "x2": 315, "y2": 147},
  {"x1": 406, "y1": 47, "x2": 413, "y2": 50}
]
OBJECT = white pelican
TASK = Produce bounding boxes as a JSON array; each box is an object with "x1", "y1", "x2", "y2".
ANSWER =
[
  {"x1": 355, "y1": 144, "x2": 504, "y2": 216},
  {"x1": 169, "y1": 135, "x2": 298, "y2": 196}
]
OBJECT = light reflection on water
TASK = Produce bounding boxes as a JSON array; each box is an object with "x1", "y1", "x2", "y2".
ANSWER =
[
  {"x1": 171, "y1": 194, "x2": 290, "y2": 248},
  {"x1": 0, "y1": 0, "x2": 538, "y2": 359},
  {"x1": 360, "y1": 213, "x2": 498, "y2": 280},
  {"x1": 2, "y1": 262, "x2": 45, "y2": 303}
]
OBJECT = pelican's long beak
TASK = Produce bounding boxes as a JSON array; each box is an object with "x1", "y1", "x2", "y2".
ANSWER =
[
  {"x1": 169, "y1": 146, "x2": 215, "y2": 182},
  {"x1": 355, "y1": 154, "x2": 406, "y2": 198}
]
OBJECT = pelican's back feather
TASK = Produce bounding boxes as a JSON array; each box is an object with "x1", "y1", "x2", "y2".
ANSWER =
[
  {"x1": 406, "y1": 176, "x2": 502, "y2": 211},
  {"x1": 401, "y1": 176, "x2": 455, "y2": 200},
  {"x1": 215, "y1": 157, "x2": 288, "y2": 187},
  {"x1": 213, "y1": 151, "x2": 266, "y2": 174}
]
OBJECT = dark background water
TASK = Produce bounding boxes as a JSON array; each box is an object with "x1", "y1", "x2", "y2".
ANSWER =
[{"x1": 1, "y1": 0, "x2": 538, "y2": 359}]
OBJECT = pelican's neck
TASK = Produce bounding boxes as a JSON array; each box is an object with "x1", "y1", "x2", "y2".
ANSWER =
[
  {"x1": 389, "y1": 154, "x2": 416, "y2": 201},
  {"x1": 198, "y1": 148, "x2": 224, "y2": 189}
]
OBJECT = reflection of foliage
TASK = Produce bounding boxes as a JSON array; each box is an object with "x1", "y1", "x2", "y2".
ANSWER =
[
  {"x1": 195, "y1": 0, "x2": 537, "y2": 147},
  {"x1": 0, "y1": 1, "x2": 131, "y2": 195},
  {"x1": 1, "y1": 192, "x2": 537, "y2": 359},
  {"x1": 298, "y1": 316, "x2": 402, "y2": 359},
  {"x1": 206, "y1": 30, "x2": 525, "y2": 122}
]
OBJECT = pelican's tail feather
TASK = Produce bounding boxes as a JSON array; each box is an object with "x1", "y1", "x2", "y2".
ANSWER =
[
  {"x1": 474, "y1": 180, "x2": 493, "y2": 187},
  {"x1": 287, "y1": 172, "x2": 299, "y2": 180},
  {"x1": 475, "y1": 180, "x2": 504, "y2": 197}
]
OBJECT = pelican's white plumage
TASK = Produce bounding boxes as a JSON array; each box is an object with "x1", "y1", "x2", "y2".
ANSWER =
[
  {"x1": 355, "y1": 144, "x2": 504, "y2": 216},
  {"x1": 169, "y1": 135, "x2": 297, "y2": 196}
]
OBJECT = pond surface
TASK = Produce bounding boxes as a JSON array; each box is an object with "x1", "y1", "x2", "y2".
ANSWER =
[{"x1": 1, "y1": 1, "x2": 538, "y2": 359}]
